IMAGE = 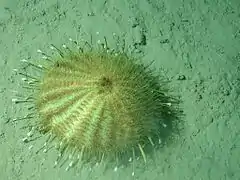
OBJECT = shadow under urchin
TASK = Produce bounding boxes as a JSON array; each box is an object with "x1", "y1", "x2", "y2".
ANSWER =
[{"x1": 14, "y1": 36, "x2": 183, "y2": 170}]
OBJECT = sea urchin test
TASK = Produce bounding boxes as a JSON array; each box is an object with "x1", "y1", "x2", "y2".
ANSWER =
[{"x1": 13, "y1": 37, "x2": 179, "y2": 174}]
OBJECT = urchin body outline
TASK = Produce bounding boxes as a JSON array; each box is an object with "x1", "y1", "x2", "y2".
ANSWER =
[{"x1": 13, "y1": 35, "x2": 179, "y2": 174}]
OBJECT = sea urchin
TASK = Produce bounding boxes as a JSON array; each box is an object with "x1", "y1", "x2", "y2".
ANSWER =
[{"x1": 13, "y1": 37, "x2": 180, "y2": 172}]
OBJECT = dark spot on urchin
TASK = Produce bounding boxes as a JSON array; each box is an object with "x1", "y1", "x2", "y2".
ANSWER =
[
  {"x1": 55, "y1": 62, "x2": 60, "y2": 67},
  {"x1": 100, "y1": 76, "x2": 113, "y2": 87},
  {"x1": 98, "y1": 76, "x2": 114, "y2": 93}
]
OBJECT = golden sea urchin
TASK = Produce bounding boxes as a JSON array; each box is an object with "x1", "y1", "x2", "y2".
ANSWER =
[{"x1": 13, "y1": 37, "x2": 181, "y2": 172}]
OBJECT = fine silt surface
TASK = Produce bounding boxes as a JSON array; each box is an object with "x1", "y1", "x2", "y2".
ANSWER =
[{"x1": 0, "y1": 0, "x2": 239, "y2": 180}]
